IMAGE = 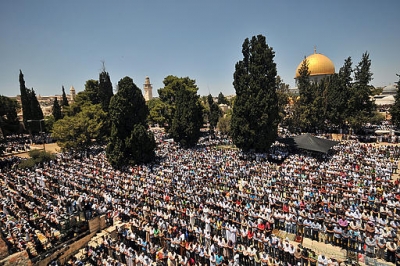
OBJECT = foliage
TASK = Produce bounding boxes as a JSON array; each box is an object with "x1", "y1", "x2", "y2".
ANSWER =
[
  {"x1": 147, "y1": 98, "x2": 167, "y2": 126},
  {"x1": 65, "y1": 90, "x2": 93, "y2": 116},
  {"x1": 44, "y1": 115, "x2": 55, "y2": 133},
  {"x1": 217, "y1": 92, "x2": 229, "y2": 105},
  {"x1": 231, "y1": 35, "x2": 280, "y2": 152},
  {"x1": 295, "y1": 58, "x2": 314, "y2": 131},
  {"x1": 61, "y1": 86, "x2": 69, "y2": 107},
  {"x1": 18, "y1": 149, "x2": 55, "y2": 169},
  {"x1": 370, "y1": 111, "x2": 385, "y2": 125},
  {"x1": 84, "y1": 79, "x2": 100, "y2": 105},
  {"x1": 158, "y1": 76, "x2": 204, "y2": 147},
  {"x1": 207, "y1": 94, "x2": 222, "y2": 134},
  {"x1": 217, "y1": 114, "x2": 231, "y2": 135},
  {"x1": 390, "y1": 75, "x2": 400, "y2": 128},
  {"x1": 326, "y1": 57, "x2": 352, "y2": 127},
  {"x1": 0, "y1": 95, "x2": 20, "y2": 136},
  {"x1": 52, "y1": 104, "x2": 107, "y2": 151},
  {"x1": 276, "y1": 75, "x2": 290, "y2": 121},
  {"x1": 371, "y1": 87, "x2": 383, "y2": 96},
  {"x1": 52, "y1": 97, "x2": 62, "y2": 121},
  {"x1": 167, "y1": 77, "x2": 204, "y2": 147},
  {"x1": 19, "y1": 70, "x2": 44, "y2": 133},
  {"x1": 98, "y1": 68, "x2": 113, "y2": 112},
  {"x1": 347, "y1": 52, "x2": 374, "y2": 131},
  {"x1": 158, "y1": 75, "x2": 188, "y2": 132},
  {"x1": 106, "y1": 76, "x2": 156, "y2": 167}
]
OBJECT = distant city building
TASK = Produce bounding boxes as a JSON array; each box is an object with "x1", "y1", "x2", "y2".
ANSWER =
[
  {"x1": 218, "y1": 104, "x2": 229, "y2": 113},
  {"x1": 295, "y1": 48, "x2": 335, "y2": 84},
  {"x1": 143, "y1": 76, "x2": 153, "y2": 101},
  {"x1": 13, "y1": 87, "x2": 76, "y2": 118}
]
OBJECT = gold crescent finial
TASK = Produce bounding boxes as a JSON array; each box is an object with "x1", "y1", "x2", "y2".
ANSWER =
[{"x1": 314, "y1": 45, "x2": 317, "y2": 54}]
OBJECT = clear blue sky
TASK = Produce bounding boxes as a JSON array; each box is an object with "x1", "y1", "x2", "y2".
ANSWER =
[{"x1": 1, "y1": 0, "x2": 399, "y2": 97}]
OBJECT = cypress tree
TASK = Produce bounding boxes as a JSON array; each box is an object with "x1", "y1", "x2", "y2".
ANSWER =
[
  {"x1": 19, "y1": 70, "x2": 30, "y2": 124},
  {"x1": 208, "y1": 94, "x2": 222, "y2": 134},
  {"x1": 169, "y1": 80, "x2": 203, "y2": 147},
  {"x1": 19, "y1": 71, "x2": 44, "y2": 132},
  {"x1": 98, "y1": 68, "x2": 113, "y2": 112},
  {"x1": 52, "y1": 97, "x2": 62, "y2": 121},
  {"x1": 62, "y1": 86, "x2": 69, "y2": 106},
  {"x1": 106, "y1": 76, "x2": 155, "y2": 167},
  {"x1": 347, "y1": 52, "x2": 374, "y2": 130},
  {"x1": 390, "y1": 75, "x2": 400, "y2": 128},
  {"x1": 231, "y1": 35, "x2": 279, "y2": 152}
]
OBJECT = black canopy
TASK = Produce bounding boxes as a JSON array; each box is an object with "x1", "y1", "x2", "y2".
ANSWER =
[{"x1": 281, "y1": 133, "x2": 339, "y2": 153}]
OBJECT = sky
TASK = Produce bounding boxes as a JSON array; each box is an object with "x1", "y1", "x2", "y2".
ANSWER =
[{"x1": 1, "y1": 0, "x2": 399, "y2": 98}]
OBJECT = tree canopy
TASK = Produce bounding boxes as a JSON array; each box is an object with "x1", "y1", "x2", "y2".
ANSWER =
[
  {"x1": 61, "y1": 86, "x2": 69, "y2": 107},
  {"x1": 231, "y1": 34, "x2": 280, "y2": 152},
  {"x1": 98, "y1": 67, "x2": 113, "y2": 112},
  {"x1": 19, "y1": 70, "x2": 44, "y2": 133},
  {"x1": 0, "y1": 95, "x2": 20, "y2": 136},
  {"x1": 52, "y1": 104, "x2": 107, "y2": 151},
  {"x1": 207, "y1": 94, "x2": 222, "y2": 134},
  {"x1": 390, "y1": 74, "x2": 400, "y2": 128},
  {"x1": 52, "y1": 97, "x2": 62, "y2": 121},
  {"x1": 158, "y1": 76, "x2": 204, "y2": 147},
  {"x1": 106, "y1": 76, "x2": 156, "y2": 167},
  {"x1": 289, "y1": 52, "x2": 376, "y2": 133},
  {"x1": 347, "y1": 52, "x2": 375, "y2": 130}
]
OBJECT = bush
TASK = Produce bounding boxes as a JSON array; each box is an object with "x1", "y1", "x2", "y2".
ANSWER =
[
  {"x1": 17, "y1": 159, "x2": 37, "y2": 169},
  {"x1": 18, "y1": 150, "x2": 56, "y2": 169}
]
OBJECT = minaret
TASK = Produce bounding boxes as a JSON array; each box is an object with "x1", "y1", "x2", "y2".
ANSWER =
[
  {"x1": 70, "y1": 86, "x2": 76, "y2": 102},
  {"x1": 143, "y1": 76, "x2": 153, "y2": 101}
]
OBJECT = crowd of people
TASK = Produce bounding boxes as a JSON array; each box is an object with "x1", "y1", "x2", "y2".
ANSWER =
[
  {"x1": 0, "y1": 134, "x2": 31, "y2": 156},
  {"x1": 1, "y1": 131, "x2": 400, "y2": 266}
]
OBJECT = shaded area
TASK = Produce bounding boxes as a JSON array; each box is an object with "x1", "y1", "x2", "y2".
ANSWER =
[{"x1": 280, "y1": 133, "x2": 340, "y2": 153}]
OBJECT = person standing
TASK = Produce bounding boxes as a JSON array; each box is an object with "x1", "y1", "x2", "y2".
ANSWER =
[
  {"x1": 386, "y1": 239, "x2": 397, "y2": 263},
  {"x1": 309, "y1": 250, "x2": 317, "y2": 266},
  {"x1": 376, "y1": 233, "x2": 386, "y2": 260}
]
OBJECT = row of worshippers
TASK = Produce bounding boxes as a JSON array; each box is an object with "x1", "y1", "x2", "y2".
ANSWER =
[{"x1": 1, "y1": 131, "x2": 400, "y2": 265}]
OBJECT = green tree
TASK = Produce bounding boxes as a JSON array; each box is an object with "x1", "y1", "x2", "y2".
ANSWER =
[
  {"x1": 147, "y1": 98, "x2": 167, "y2": 126},
  {"x1": 158, "y1": 75, "x2": 202, "y2": 134},
  {"x1": 19, "y1": 70, "x2": 29, "y2": 124},
  {"x1": 390, "y1": 75, "x2": 400, "y2": 128},
  {"x1": 296, "y1": 58, "x2": 314, "y2": 132},
  {"x1": 217, "y1": 92, "x2": 229, "y2": 105},
  {"x1": 326, "y1": 57, "x2": 352, "y2": 127},
  {"x1": 84, "y1": 79, "x2": 100, "y2": 105},
  {"x1": 347, "y1": 52, "x2": 374, "y2": 131},
  {"x1": 19, "y1": 70, "x2": 44, "y2": 132},
  {"x1": 231, "y1": 35, "x2": 280, "y2": 152},
  {"x1": 276, "y1": 75, "x2": 290, "y2": 121},
  {"x1": 207, "y1": 94, "x2": 222, "y2": 134},
  {"x1": 52, "y1": 97, "x2": 62, "y2": 121},
  {"x1": 52, "y1": 104, "x2": 107, "y2": 151},
  {"x1": 169, "y1": 79, "x2": 203, "y2": 147},
  {"x1": 98, "y1": 66, "x2": 113, "y2": 112},
  {"x1": 106, "y1": 76, "x2": 155, "y2": 167},
  {"x1": 0, "y1": 95, "x2": 20, "y2": 136},
  {"x1": 26, "y1": 88, "x2": 44, "y2": 133},
  {"x1": 217, "y1": 111, "x2": 232, "y2": 136},
  {"x1": 61, "y1": 86, "x2": 69, "y2": 106}
]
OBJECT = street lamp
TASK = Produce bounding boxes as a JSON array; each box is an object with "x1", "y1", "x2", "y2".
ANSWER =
[{"x1": 26, "y1": 119, "x2": 45, "y2": 151}]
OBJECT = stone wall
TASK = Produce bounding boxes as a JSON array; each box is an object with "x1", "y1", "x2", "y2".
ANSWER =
[
  {"x1": 37, "y1": 215, "x2": 106, "y2": 266},
  {"x1": 0, "y1": 237, "x2": 9, "y2": 260},
  {"x1": 0, "y1": 215, "x2": 108, "y2": 266},
  {"x1": 0, "y1": 250, "x2": 32, "y2": 266}
]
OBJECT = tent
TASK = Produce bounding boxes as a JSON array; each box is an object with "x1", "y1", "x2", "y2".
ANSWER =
[{"x1": 281, "y1": 133, "x2": 340, "y2": 153}]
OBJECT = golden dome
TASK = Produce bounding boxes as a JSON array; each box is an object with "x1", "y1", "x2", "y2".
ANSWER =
[{"x1": 295, "y1": 53, "x2": 335, "y2": 78}]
